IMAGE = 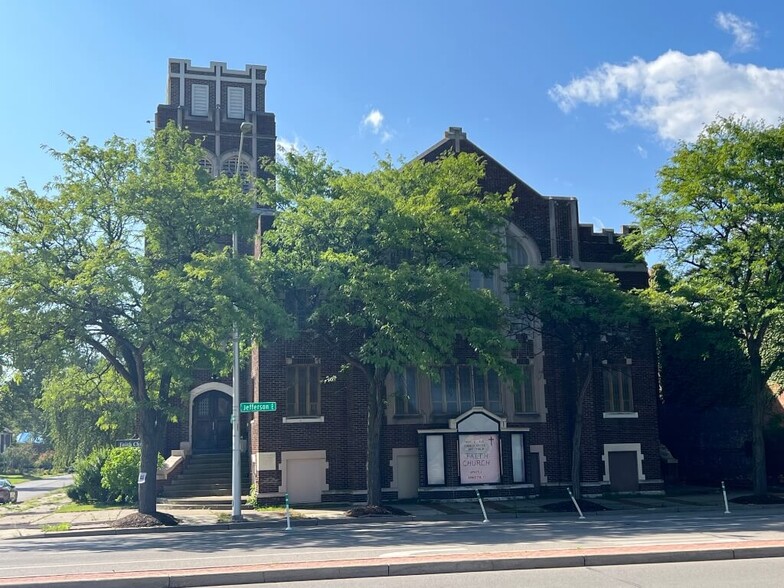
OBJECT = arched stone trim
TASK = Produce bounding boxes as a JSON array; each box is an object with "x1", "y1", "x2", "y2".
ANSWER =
[
  {"x1": 219, "y1": 151, "x2": 255, "y2": 176},
  {"x1": 506, "y1": 222, "x2": 542, "y2": 268},
  {"x1": 188, "y1": 382, "x2": 233, "y2": 450},
  {"x1": 198, "y1": 150, "x2": 218, "y2": 177}
]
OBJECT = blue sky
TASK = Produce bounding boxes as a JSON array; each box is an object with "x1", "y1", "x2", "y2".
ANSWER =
[{"x1": 2, "y1": 1, "x2": 783, "y2": 233}]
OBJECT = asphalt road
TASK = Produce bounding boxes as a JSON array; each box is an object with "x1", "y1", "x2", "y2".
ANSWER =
[
  {"x1": 13, "y1": 474, "x2": 72, "y2": 503},
  {"x1": 211, "y1": 557, "x2": 784, "y2": 587},
  {"x1": 1, "y1": 510, "x2": 784, "y2": 580}
]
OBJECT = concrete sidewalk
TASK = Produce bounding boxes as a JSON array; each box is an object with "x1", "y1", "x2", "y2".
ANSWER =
[{"x1": 0, "y1": 484, "x2": 774, "y2": 540}]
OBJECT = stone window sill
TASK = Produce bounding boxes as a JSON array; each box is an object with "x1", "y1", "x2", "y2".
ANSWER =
[
  {"x1": 282, "y1": 416, "x2": 325, "y2": 424},
  {"x1": 603, "y1": 412, "x2": 638, "y2": 419}
]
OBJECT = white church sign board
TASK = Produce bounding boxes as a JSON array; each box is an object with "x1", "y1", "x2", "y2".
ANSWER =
[{"x1": 459, "y1": 434, "x2": 500, "y2": 484}]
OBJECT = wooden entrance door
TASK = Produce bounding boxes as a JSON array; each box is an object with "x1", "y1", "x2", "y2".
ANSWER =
[{"x1": 192, "y1": 391, "x2": 232, "y2": 454}]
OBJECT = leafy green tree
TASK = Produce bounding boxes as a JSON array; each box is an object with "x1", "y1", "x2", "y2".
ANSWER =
[
  {"x1": 0, "y1": 443, "x2": 38, "y2": 474},
  {"x1": 259, "y1": 150, "x2": 513, "y2": 507},
  {"x1": 624, "y1": 117, "x2": 784, "y2": 496},
  {"x1": 0, "y1": 123, "x2": 281, "y2": 514},
  {"x1": 646, "y1": 264, "x2": 749, "y2": 411},
  {"x1": 0, "y1": 373, "x2": 46, "y2": 436},
  {"x1": 37, "y1": 361, "x2": 136, "y2": 469},
  {"x1": 0, "y1": 337, "x2": 68, "y2": 435},
  {"x1": 507, "y1": 262, "x2": 645, "y2": 499}
]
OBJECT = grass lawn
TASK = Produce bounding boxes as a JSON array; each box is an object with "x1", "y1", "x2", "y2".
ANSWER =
[
  {"x1": 41, "y1": 523, "x2": 72, "y2": 533},
  {"x1": 56, "y1": 502, "x2": 124, "y2": 513},
  {"x1": 0, "y1": 473, "x2": 40, "y2": 485}
]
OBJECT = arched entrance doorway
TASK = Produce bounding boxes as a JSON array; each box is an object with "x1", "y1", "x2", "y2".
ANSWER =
[{"x1": 191, "y1": 389, "x2": 232, "y2": 454}]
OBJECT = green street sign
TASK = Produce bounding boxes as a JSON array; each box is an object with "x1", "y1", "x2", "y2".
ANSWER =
[{"x1": 240, "y1": 401, "x2": 277, "y2": 413}]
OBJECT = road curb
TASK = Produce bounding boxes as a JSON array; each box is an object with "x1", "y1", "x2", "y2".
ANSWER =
[{"x1": 4, "y1": 544, "x2": 784, "y2": 587}]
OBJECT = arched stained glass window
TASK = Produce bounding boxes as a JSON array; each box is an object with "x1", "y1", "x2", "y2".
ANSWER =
[
  {"x1": 508, "y1": 238, "x2": 529, "y2": 268},
  {"x1": 221, "y1": 152, "x2": 252, "y2": 191},
  {"x1": 198, "y1": 157, "x2": 214, "y2": 175},
  {"x1": 221, "y1": 156, "x2": 250, "y2": 177}
]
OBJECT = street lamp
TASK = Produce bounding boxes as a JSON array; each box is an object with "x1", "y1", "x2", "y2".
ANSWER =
[{"x1": 232, "y1": 120, "x2": 253, "y2": 522}]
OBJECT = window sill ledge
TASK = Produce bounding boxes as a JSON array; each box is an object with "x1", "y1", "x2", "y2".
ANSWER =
[
  {"x1": 282, "y1": 416, "x2": 325, "y2": 424},
  {"x1": 603, "y1": 412, "x2": 638, "y2": 419}
]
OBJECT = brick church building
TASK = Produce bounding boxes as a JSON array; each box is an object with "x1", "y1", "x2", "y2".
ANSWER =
[{"x1": 156, "y1": 59, "x2": 662, "y2": 504}]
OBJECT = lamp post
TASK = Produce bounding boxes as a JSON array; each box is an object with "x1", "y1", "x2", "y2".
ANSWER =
[{"x1": 232, "y1": 120, "x2": 253, "y2": 522}]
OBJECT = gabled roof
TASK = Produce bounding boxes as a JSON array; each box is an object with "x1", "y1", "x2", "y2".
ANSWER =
[{"x1": 414, "y1": 127, "x2": 544, "y2": 199}]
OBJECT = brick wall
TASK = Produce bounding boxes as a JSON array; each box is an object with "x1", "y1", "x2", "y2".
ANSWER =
[{"x1": 245, "y1": 130, "x2": 661, "y2": 501}]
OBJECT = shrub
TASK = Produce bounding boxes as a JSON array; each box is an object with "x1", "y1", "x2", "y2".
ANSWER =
[
  {"x1": 34, "y1": 450, "x2": 55, "y2": 471},
  {"x1": 247, "y1": 482, "x2": 258, "y2": 508},
  {"x1": 1, "y1": 444, "x2": 37, "y2": 474},
  {"x1": 100, "y1": 447, "x2": 163, "y2": 504},
  {"x1": 67, "y1": 447, "x2": 111, "y2": 503}
]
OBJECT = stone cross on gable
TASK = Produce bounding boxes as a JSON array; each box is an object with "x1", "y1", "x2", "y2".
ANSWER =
[{"x1": 444, "y1": 126, "x2": 467, "y2": 152}]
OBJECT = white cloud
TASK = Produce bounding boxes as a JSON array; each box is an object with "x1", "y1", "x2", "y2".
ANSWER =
[
  {"x1": 549, "y1": 50, "x2": 784, "y2": 142},
  {"x1": 361, "y1": 108, "x2": 395, "y2": 143},
  {"x1": 715, "y1": 12, "x2": 758, "y2": 52},
  {"x1": 362, "y1": 109, "x2": 384, "y2": 132},
  {"x1": 591, "y1": 217, "x2": 606, "y2": 231},
  {"x1": 635, "y1": 144, "x2": 648, "y2": 159},
  {"x1": 277, "y1": 136, "x2": 303, "y2": 154}
]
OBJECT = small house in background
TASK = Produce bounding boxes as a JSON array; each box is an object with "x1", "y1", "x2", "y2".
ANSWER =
[{"x1": 0, "y1": 429, "x2": 12, "y2": 454}]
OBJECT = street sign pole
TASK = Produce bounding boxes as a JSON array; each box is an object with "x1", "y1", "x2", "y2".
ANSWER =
[
  {"x1": 231, "y1": 307, "x2": 241, "y2": 522},
  {"x1": 231, "y1": 122, "x2": 253, "y2": 524}
]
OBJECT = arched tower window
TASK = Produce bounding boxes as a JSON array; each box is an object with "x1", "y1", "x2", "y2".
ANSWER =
[
  {"x1": 220, "y1": 152, "x2": 253, "y2": 191},
  {"x1": 198, "y1": 157, "x2": 214, "y2": 175},
  {"x1": 221, "y1": 156, "x2": 250, "y2": 177},
  {"x1": 197, "y1": 151, "x2": 217, "y2": 177}
]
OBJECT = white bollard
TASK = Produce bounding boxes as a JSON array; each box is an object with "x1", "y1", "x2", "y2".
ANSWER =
[
  {"x1": 475, "y1": 489, "x2": 489, "y2": 523},
  {"x1": 567, "y1": 487, "x2": 586, "y2": 520},
  {"x1": 285, "y1": 493, "x2": 292, "y2": 530},
  {"x1": 721, "y1": 481, "x2": 731, "y2": 514}
]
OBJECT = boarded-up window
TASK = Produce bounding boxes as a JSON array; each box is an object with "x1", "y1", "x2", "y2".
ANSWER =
[
  {"x1": 426, "y1": 435, "x2": 445, "y2": 485},
  {"x1": 511, "y1": 434, "x2": 525, "y2": 482}
]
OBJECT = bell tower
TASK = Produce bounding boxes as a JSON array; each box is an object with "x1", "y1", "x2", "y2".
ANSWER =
[{"x1": 155, "y1": 59, "x2": 276, "y2": 178}]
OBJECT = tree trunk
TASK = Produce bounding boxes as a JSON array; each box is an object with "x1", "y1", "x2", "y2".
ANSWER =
[
  {"x1": 366, "y1": 373, "x2": 385, "y2": 507},
  {"x1": 138, "y1": 405, "x2": 159, "y2": 515},
  {"x1": 748, "y1": 341, "x2": 768, "y2": 496},
  {"x1": 570, "y1": 355, "x2": 593, "y2": 500}
]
